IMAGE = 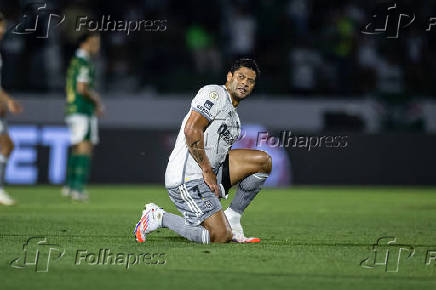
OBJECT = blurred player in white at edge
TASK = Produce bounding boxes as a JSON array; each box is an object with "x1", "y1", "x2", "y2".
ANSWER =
[{"x1": 0, "y1": 12, "x2": 24, "y2": 206}]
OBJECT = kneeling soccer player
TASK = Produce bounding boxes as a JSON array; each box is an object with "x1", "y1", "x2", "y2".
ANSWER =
[{"x1": 135, "y1": 59, "x2": 272, "y2": 243}]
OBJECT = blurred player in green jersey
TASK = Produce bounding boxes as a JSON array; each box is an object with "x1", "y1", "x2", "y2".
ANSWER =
[
  {"x1": 62, "y1": 33, "x2": 104, "y2": 201},
  {"x1": 0, "y1": 12, "x2": 23, "y2": 206}
]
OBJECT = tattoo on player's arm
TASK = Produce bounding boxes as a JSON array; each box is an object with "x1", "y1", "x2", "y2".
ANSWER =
[
  {"x1": 185, "y1": 115, "x2": 211, "y2": 171},
  {"x1": 188, "y1": 140, "x2": 205, "y2": 163}
]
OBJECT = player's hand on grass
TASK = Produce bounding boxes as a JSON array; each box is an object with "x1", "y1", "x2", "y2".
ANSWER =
[
  {"x1": 7, "y1": 99, "x2": 23, "y2": 114},
  {"x1": 202, "y1": 169, "x2": 220, "y2": 197}
]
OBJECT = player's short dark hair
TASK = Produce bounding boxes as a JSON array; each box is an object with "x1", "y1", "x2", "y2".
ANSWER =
[
  {"x1": 0, "y1": 11, "x2": 4, "y2": 23},
  {"x1": 77, "y1": 32, "x2": 100, "y2": 48},
  {"x1": 230, "y1": 58, "x2": 260, "y2": 78}
]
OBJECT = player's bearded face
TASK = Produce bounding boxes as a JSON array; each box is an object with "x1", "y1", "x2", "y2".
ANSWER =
[{"x1": 227, "y1": 67, "x2": 256, "y2": 101}]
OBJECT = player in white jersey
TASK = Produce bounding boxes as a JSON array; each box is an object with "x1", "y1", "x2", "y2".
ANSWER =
[
  {"x1": 164, "y1": 83, "x2": 241, "y2": 188},
  {"x1": 135, "y1": 59, "x2": 272, "y2": 243},
  {"x1": 0, "y1": 13, "x2": 24, "y2": 205}
]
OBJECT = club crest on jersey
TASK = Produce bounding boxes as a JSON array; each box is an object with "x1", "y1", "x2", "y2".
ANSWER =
[
  {"x1": 204, "y1": 100, "x2": 214, "y2": 110},
  {"x1": 209, "y1": 91, "x2": 218, "y2": 100}
]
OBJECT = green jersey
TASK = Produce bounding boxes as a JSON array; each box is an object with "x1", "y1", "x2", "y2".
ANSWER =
[{"x1": 65, "y1": 49, "x2": 96, "y2": 116}]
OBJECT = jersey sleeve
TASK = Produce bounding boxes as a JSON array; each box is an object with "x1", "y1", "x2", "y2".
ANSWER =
[
  {"x1": 77, "y1": 64, "x2": 90, "y2": 83},
  {"x1": 191, "y1": 86, "x2": 222, "y2": 121}
]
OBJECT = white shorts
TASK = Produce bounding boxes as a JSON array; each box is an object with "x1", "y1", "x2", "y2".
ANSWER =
[
  {"x1": 65, "y1": 114, "x2": 99, "y2": 145},
  {"x1": 167, "y1": 179, "x2": 222, "y2": 226}
]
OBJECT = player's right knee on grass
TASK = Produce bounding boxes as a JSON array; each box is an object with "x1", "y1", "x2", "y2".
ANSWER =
[{"x1": 209, "y1": 227, "x2": 232, "y2": 243}]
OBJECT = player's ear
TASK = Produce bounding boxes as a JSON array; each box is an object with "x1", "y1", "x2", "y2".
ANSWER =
[{"x1": 226, "y1": 71, "x2": 232, "y2": 83}]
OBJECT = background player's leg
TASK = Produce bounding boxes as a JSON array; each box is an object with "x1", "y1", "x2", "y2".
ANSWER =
[
  {"x1": 162, "y1": 212, "x2": 211, "y2": 244},
  {"x1": 65, "y1": 150, "x2": 75, "y2": 188},
  {"x1": 71, "y1": 141, "x2": 93, "y2": 199},
  {"x1": 62, "y1": 147, "x2": 76, "y2": 196},
  {"x1": 0, "y1": 134, "x2": 13, "y2": 189},
  {"x1": 202, "y1": 211, "x2": 233, "y2": 243},
  {"x1": 224, "y1": 149, "x2": 272, "y2": 240},
  {"x1": 0, "y1": 134, "x2": 15, "y2": 205}
]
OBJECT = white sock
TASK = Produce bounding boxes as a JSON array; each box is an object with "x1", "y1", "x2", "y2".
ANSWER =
[{"x1": 224, "y1": 208, "x2": 243, "y2": 236}]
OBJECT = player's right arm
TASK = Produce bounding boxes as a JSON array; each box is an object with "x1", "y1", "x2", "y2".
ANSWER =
[{"x1": 184, "y1": 110, "x2": 220, "y2": 197}]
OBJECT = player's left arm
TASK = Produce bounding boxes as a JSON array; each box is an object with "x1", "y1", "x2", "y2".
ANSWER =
[
  {"x1": 0, "y1": 88, "x2": 23, "y2": 114},
  {"x1": 76, "y1": 66, "x2": 104, "y2": 116},
  {"x1": 78, "y1": 82, "x2": 104, "y2": 116}
]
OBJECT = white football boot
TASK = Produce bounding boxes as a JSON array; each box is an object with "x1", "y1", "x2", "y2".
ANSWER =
[
  {"x1": 0, "y1": 189, "x2": 16, "y2": 206},
  {"x1": 224, "y1": 207, "x2": 260, "y2": 243},
  {"x1": 61, "y1": 186, "x2": 72, "y2": 197},
  {"x1": 71, "y1": 190, "x2": 89, "y2": 202},
  {"x1": 135, "y1": 203, "x2": 165, "y2": 242}
]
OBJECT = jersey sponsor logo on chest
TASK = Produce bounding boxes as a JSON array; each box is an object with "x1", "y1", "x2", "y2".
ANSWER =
[{"x1": 217, "y1": 123, "x2": 239, "y2": 145}]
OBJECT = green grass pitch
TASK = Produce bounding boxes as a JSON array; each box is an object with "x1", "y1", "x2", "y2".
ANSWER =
[{"x1": 1, "y1": 185, "x2": 436, "y2": 290}]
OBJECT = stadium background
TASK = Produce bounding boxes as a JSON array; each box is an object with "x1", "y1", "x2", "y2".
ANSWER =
[{"x1": 1, "y1": 0, "x2": 435, "y2": 186}]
